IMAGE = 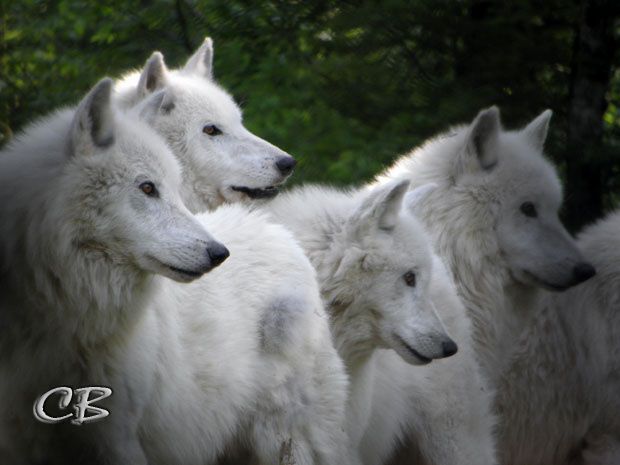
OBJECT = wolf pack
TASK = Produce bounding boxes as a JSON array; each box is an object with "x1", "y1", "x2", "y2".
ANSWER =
[{"x1": 0, "y1": 37, "x2": 618, "y2": 465}]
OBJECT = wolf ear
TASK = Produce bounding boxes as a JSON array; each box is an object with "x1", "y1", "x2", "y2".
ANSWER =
[
  {"x1": 137, "y1": 51, "x2": 169, "y2": 99},
  {"x1": 523, "y1": 109, "x2": 552, "y2": 151},
  {"x1": 404, "y1": 183, "x2": 438, "y2": 213},
  {"x1": 138, "y1": 89, "x2": 176, "y2": 122},
  {"x1": 182, "y1": 37, "x2": 214, "y2": 80},
  {"x1": 350, "y1": 180, "x2": 410, "y2": 238},
  {"x1": 70, "y1": 78, "x2": 115, "y2": 157},
  {"x1": 456, "y1": 106, "x2": 500, "y2": 178}
]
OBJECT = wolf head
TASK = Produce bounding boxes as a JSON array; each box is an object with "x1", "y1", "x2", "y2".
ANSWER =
[
  {"x1": 129, "y1": 39, "x2": 296, "y2": 213},
  {"x1": 335, "y1": 180, "x2": 456, "y2": 366},
  {"x1": 66, "y1": 78, "x2": 229, "y2": 283},
  {"x1": 392, "y1": 107, "x2": 595, "y2": 293},
  {"x1": 452, "y1": 107, "x2": 595, "y2": 291}
]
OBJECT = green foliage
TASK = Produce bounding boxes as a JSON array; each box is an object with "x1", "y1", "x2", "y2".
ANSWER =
[{"x1": 1, "y1": 0, "x2": 619, "y2": 202}]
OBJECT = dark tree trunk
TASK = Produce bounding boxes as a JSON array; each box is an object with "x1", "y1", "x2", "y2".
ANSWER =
[{"x1": 564, "y1": 0, "x2": 618, "y2": 232}]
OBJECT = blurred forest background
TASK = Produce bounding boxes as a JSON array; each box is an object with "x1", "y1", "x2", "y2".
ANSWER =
[{"x1": 1, "y1": 0, "x2": 619, "y2": 231}]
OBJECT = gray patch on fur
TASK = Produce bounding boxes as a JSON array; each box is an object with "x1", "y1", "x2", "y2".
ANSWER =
[{"x1": 260, "y1": 296, "x2": 306, "y2": 353}]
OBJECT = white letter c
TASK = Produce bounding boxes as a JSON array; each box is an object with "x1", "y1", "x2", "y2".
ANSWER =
[{"x1": 33, "y1": 386, "x2": 73, "y2": 424}]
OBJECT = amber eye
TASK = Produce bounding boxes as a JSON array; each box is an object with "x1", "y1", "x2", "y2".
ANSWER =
[
  {"x1": 403, "y1": 271, "x2": 417, "y2": 287},
  {"x1": 520, "y1": 201, "x2": 537, "y2": 218},
  {"x1": 139, "y1": 181, "x2": 158, "y2": 197},
  {"x1": 202, "y1": 124, "x2": 222, "y2": 136}
]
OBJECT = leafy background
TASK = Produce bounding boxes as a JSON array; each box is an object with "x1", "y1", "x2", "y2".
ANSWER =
[{"x1": 2, "y1": 0, "x2": 619, "y2": 231}]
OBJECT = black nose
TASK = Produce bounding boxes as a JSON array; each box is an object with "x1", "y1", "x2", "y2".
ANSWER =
[
  {"x1": 573, "y1": 262, "x2": 596, "y2": 284},
  {"x1": 207, "y1": 243, "x2": 230, "y2": 268},
  {"x1": 275, "y1": 156, "x2": 297, "y2": 175},
  {"x1": 441, "y1": 340, "x2": 458, "y2": 358}
]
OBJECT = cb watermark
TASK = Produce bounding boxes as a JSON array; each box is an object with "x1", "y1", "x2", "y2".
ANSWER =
[{"x1": 33, "y1": 386, "x2": 112, "y2": 425}]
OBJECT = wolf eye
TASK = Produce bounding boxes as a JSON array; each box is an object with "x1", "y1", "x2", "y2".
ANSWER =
[
  {"x1": 403, "y1": 271, "x2": 417, "y2": 287},
  {"x1": 139, "y1": 181, "x2": 158, "y2": 197},
  {"x1": 203, "y1": 125, "x2": 222, "y2": 136},
  {"x1": 520, "y1": 202, "x2": 537, "y2": 218}
]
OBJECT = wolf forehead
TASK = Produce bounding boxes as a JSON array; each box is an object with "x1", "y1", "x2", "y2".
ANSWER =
[
  {"x1": 482, "y1": 134, "x2": 561, "y2": 192},
  {"x1": 364, "y1": 222, "x2": 432, "y2": 265},
  {"x1": 102, "y1": 115, "x2": 182, "y2": 182},
  {"x1": 163, "y1": 76, "x2": 242, "y2": 121}
]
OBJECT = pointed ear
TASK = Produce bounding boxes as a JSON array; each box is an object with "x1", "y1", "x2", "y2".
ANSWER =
[
  {"x1": 523, "y1": 109, "x2": 552, "y2": 151},
  {"x1": 349, "y1": 180, "x2": 410, "y2": 238},
  {"x1": 456, "y1": 106, "x2": 501, "y2": 177},
  {"x1": 182, "y1": 37, "x2": 213, "y2": 80},
  {"x1": 137, "y1": 51, "x2": 169, "y2": 99},
  {"x1": 70, "y1": 78, "x2": 115, "y2": 157},
  {"x1": 138, "y1": 89, "x2": 176, "y2": 123},
  {"x1": 333, "y1": 246, "x2": 365, "y2": 283},
  {"x1": 404, "y1": 183, "x2": 438, "y2": 212}
]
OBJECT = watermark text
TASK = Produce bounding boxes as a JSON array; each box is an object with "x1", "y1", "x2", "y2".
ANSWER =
[{"x1": 33, "y1": 386, "x2": 112, "y2": 425}]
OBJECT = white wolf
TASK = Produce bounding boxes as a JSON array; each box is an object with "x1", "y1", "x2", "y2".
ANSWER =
[
  {"x1": 495, "y1": 210, "x2": 620, "y2": 465},
  {"x1": 115, "y1": 38, "x2": 297, "y2": 213},
  {"x1": 0, "y1": 79, "x2": 350, "y2": 465},
  {"x1": 264, "y1": 181, "x2": 496, "y2": 465},
  {"x1": 374, "y1": 108, "x2": 597, "y2": 464},
  {"x1": 375, "y1": 106, "x2": 595, "y2": 380}
]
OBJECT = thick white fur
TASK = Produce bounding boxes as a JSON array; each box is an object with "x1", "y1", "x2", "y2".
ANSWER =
[
  {"x1": 115, "y1": 39, "x2": 294, "y2": 212},
  {"x1": 264, "y1": 183, "x2": 495, "y2": 465},
  {"x1": 0, "y1": 81, "x2": 350, "y2": 465},
  {"x1": 374, "y1": 108, "x2": 596, "y2": 464},
  {"x1": 495, "y1": 211, "x2": 620, "y2": 465}
]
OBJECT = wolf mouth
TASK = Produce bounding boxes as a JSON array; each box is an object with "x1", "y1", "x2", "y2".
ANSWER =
[
  {"x1": 160, "y1": 262, "x2": 208, "y2": 278},
  {"x1": 166, "y1": 265, "x2": 204, "y2": 278},
  {"x1": 231, "y1": 185, "x2": 279, "y2": 199},
  {"x1": 148, "y1": 255, "x2": 208, "y2": 278},
  {"x1": 394, "y1": 333, "x2": 433, "y2": 365},
  {"x1": 522, "y1": 270, "x2": 570, "y2": 292}
]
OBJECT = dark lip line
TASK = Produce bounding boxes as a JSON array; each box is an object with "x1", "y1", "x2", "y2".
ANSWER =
[
  {"x1": 393, "y1": 333, "x2": 432, "y2": 364},
  {"x1": 231, "y1": 185, "x2": 280, "y2": 199},
  {"x1": 149, "y1": 255, "x2": 205, "y2": 278},
  {"x1": 166, "y1": 265, "x2": 203, "y2": 277},
  {"x1": 522, "y1": 270, "x2": 569, "y2": 291}
]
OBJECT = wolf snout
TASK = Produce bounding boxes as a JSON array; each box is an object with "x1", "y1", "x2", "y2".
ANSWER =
[
  {"x1": 206, "y1": 242, "x2": 230, "y2": 268},
  {"x1": 275, "y1": 156, "x2": 297, "y2": 176},
  {"x1": 572, "y1": 262, "x2": 596, "y2": 285},
  {"x1": 422, "y1": 335, "x2": 458, "y2": 361},
  {"x1": 392, "y1": 331, "x2": 458, "y2": 365}
]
